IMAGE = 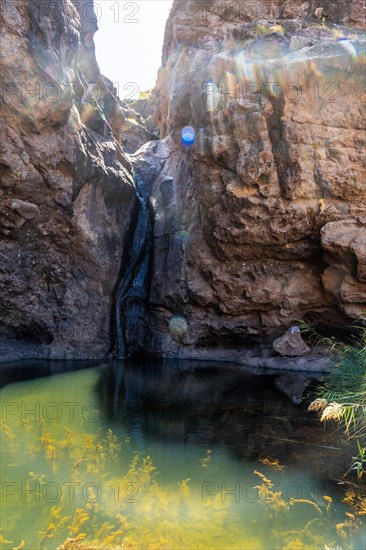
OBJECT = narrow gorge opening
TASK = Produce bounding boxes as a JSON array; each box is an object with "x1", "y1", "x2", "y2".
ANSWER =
[{"x1": 92, "y1": 1, "x2": 173, "y2": 358}]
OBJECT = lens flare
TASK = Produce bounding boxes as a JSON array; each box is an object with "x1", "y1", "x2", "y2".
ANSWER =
[
  {"x1": 181, "y1": 126, "x2": 195, "y2": 146},
  {"x1": 169, "y1": 316, "x2": 188, "y2": 336},
  {"x1": 174, "y1": 230, "x2": 190, "y2": 245},
  {"x1": 337, "y1": 39, "x2": 358, "y2": 61}
]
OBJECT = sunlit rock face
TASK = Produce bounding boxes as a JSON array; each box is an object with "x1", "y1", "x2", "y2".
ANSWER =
[
  {"x1": 120, "y1": 92, "x2": 160, "y2": 154},
  {"x1": 138, "y1": 0, "x2": 366, "y2": 359},
  {"x1": 0, "y1": 0, "x2": 136, "y2": 361}
]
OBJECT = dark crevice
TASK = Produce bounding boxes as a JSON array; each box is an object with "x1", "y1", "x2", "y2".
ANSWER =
[{"x1": 266, "y1": 96, "x2": 301, "y2": 200}]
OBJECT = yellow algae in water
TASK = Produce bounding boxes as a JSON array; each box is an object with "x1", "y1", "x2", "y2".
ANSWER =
[
  {"x1": 178, "y1": 478, "x2": 190, "y2": 498},
  {"x1": 68, "y1": 509, "x2": 90, "y2": 537},
  {"x1": 2, "y1": 421, "x2": 15, "y2": 440},
  {"x1": 343, "y1": 490, "x2": 366, "y2": 515},
  {"x1": 1, "y1": 367, "x2": 365, "y2": 550},
  {"x1": 199, "y1": 449, "x2": 212, "y2": 468},
  {"x1": 259, "y1": 457, "x2": 285, "y2": 471},
  {"x1": 40, "y1": 512, "x2": 65, "y2": 548},
  {"x1": 57, "y1": 534, "x2": 89, "y2": 550},
  {"x1": 12, "y1": 541, "x2": 25, "y2": 550},
  {"x1": 2, "y1": 434, "x2": 362, "y2": 550},
  {"x1": 0, "y1": 534, "x2": 13, "y2": 545}
]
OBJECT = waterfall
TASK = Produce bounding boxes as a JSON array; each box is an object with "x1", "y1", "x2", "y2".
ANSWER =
[{"x1": 114, "y1": 172, "x2": 152, "y2": 358}]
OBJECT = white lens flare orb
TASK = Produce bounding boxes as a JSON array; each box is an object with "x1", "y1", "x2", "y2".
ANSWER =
[
  {"x1": 181, "y1": 126, "x2": 195, "y2": 147},
  {"x1": 337, "y1": 38, "x2": 357, "y2": 60},
  {"x1": 169, "y1": 316, "x2": 188, "y2": 336}
]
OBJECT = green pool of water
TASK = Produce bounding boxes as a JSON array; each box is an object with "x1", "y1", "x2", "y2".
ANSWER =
[{"x1": 0, "y1": 360, "x2": 365, "y2": 549}]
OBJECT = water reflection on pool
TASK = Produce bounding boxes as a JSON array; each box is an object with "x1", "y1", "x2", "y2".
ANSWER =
[{"x1": 0, "y1": 359, "x2": 365, "y2": 549}]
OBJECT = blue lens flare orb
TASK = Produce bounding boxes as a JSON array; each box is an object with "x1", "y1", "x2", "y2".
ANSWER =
[{"x1": 181, "y1": 126, "x2": 195, "y2": 147}]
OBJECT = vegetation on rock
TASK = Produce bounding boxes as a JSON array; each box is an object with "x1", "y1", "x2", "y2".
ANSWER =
[{"x1": 305, "y1": 317, "x2": 366, "y2": 479}]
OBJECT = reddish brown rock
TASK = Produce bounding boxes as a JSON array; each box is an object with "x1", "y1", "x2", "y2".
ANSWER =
[
  {"x1": 136, "y1": 0, "x2": 366, "y2": 360},
  {"x1": 321, "y1": 219, "x2": 366, "y2": 282},
  {"x1": 321, "y1": 219, "x2": 366, "y2": 317}
]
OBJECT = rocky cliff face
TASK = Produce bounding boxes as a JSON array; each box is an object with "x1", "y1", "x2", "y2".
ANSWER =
[
  {"x1": 0, "y1": 0, "x2": 136, "y2": 361},
  {"x1": 1, "y1": 0, "x2": 365, "y2": 365},
  {"x1": 134, "y1": 0, "x2": 366, "y2": 362}
]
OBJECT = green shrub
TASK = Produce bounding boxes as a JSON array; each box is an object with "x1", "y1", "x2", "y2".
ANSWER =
[
  {"x1": 304, "y1": 317, "x2": 366, "y2": 479},
  {"x1": 255, "y1": 23, "x2": 270, "y2": 36},
  {"x1": 255, "y1": 23, "x2": 285, "y2": 36},
  {"x1": 269, "y1": 24, "x2": 284, "y2": 35}
]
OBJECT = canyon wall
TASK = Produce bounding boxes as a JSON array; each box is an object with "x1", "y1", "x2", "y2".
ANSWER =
[
  {"x1": 0, "y1": 0, "x2": 136, "y2": 361},
  {"x1": 135, "y1": 0, "x2": 366, "y2": 362},
  {"x1": 1, "y1": 0, "x2": 365, "y2": 365}
]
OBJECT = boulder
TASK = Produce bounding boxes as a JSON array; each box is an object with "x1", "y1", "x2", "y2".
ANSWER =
[{"x1": 273, "y1": 331, "x2": 311, "y2": 357}]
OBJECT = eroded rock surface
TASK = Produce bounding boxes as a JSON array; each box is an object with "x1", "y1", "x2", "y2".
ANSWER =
[
  {"x1": 135, "y1": 0, "x2": 366, "y2": 361},
  {"x1": 321, "y1": 218, "x2": 366, "y2": 318},
  {"x1": 0, "y1": 0, "x2": 136, "y2": 361},
  {"x1": 1, "y1": 0, "x2": 365, "y2": 366}
]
